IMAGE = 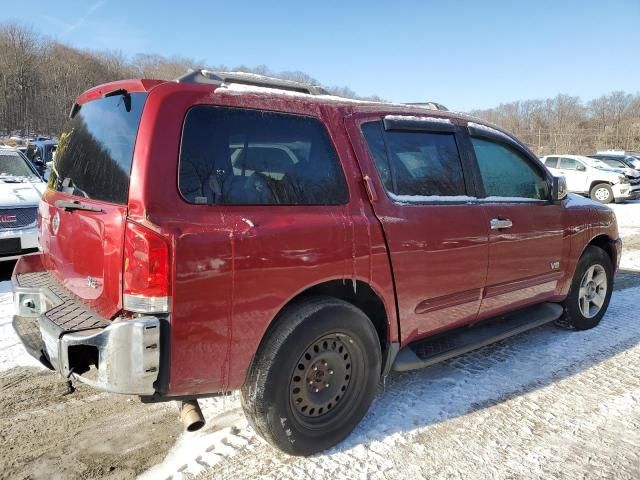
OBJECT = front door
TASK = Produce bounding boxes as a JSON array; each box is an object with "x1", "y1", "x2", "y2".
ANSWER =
[
  {"x1": 467, "y1": 133, "x2": 564, "y2": 319},
  {"x1": 346, "y1": 114, "x2": 489, "y2": 345}
]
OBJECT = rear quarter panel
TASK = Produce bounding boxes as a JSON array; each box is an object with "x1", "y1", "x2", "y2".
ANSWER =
[{"x1": 130, "y1": 84, "x2": 397, "y2": 395}]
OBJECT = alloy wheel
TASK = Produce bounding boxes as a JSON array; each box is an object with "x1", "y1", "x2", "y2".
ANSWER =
[{"x1": 578, "y1": 264, "x2": 607, "y2": 318}]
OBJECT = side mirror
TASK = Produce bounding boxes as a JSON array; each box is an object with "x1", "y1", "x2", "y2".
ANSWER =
[
  {"x1": 552, "y1": 175, "x2": 568, "y2": 201},
  {"x1": 576, "y1": 164, "x2": 586, "y2": 172}
]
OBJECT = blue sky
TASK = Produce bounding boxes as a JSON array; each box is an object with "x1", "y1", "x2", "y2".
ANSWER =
[{"x1": 6, "y1": 0, "x2": 640, "y2": 111}]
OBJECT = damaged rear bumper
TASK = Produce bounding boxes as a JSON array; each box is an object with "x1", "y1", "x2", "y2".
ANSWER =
[{"x1": 12, "y1": 254, "x2": 161, "y2": 395}]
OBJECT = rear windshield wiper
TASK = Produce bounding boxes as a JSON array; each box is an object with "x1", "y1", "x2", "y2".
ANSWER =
[
  {"x1": 104, "y1": 88, "x2": 131, "y2": 112},
  {"x1": 55, "y1": 199, "x2": 103, "y2": 213}
]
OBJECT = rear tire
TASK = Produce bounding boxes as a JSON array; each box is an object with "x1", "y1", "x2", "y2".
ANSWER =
[
  {"x1": 241, "y1": 296, "x2": 381, "y2": 456},
  {"x1": 558, "y1": 246, "x2": 613, "y2": 330},
  {"x1": 589, "y1": 183, "x2": 614, "y2": 204}
]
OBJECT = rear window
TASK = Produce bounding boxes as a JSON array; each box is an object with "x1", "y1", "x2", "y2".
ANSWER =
[
  {"x1": 48, "y1": 92, "x2": 147, "y2": 204},
  {"x1": 178, "y1": 106, "x2": 348, "y2": 205}
]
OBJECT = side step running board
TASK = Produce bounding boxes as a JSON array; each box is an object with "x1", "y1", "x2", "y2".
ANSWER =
[{"x1": 392, "y1": 302, "x2": 563, "y2": 372}]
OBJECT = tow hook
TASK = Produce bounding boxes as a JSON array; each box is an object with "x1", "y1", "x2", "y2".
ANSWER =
[{"x1": 62, "y1": 369, "x2": 75, "y2": 396}]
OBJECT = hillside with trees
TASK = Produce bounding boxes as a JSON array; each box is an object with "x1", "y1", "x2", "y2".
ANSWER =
[
  {"x1": 2, "y1": 20, "x2": 639, "y2": 156},
  {"x1": 470, "y1": 92, "x2": 640, "y2": 156},
  {"x1": 0, "y1": 22, "x2": 383, "y2": 137}
]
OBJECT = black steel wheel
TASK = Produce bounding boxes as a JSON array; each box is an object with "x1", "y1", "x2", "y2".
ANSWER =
[
  {"x1": 290, "y1": 333, "x2": 354, "y2": 420},
  {"x1": 241, "y1": 296, "x2": 381, "y2": 456}
]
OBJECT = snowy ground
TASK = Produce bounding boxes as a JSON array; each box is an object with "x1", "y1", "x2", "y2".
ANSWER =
[
  {"x1": 610, "y1": 200, "x2": 640, "y2": 271},
  {"x1": 0, "y1": 201, "x2": 639, "y2": 479}
]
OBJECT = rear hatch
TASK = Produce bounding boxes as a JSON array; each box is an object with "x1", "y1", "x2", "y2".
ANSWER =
[{"x1": 39, "y1": 91, "x2": 147, "y2": 319}]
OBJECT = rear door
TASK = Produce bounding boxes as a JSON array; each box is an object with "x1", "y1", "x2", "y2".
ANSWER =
[
  {"x1": 466, "y1": 127, "x2": 564, "y2": 319},
  {"x1": 39, "y1": 92, "x2": 148, "y2": 318},
  {"x1": 346, "y1": 114, "x2": 489, "y2": 345}
]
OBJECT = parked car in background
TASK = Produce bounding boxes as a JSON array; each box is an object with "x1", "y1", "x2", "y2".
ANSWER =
[
  {"x1": 587, "y1": 156, "x2": 640, "y2": 187},
  {"x1": 12, "y1": 72, "x2": 620, "y2": 456},
  {"x1": 541, "y1": 154, "x2": 639, "y2": 203},
  {"x1": 590, "y1": 151, "x2": 640, "y2": 170},
  {"x1": 0, "y1": 147, "x2": 46, "y2": 261},
  {"x1": 27, "y1": 140, "x2": 56, "y2": 179}
]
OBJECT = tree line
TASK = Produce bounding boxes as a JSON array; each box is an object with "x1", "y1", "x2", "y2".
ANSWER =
[
  {"x1": 469, "y1": 92, "x2": 640, "y2": 155},
  {"x1": 2, "y1": 20, "x2": 640, "y2": 157},
  {"x1": 0, "y1": 21, "x2": 383, "y2": 137}
]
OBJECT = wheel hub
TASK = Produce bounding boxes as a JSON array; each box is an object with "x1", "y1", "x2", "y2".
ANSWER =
[
  {"x1": 578, "y1": 264, "x2": 607, "y2": 318},
  {"x1": 290, "y1": 334, "x2": 353, "y2": 418}
]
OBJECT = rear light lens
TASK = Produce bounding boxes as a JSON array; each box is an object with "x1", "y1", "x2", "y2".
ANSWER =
[{"x1": 123, "y1": 220, "x2": 171, "y2": 313}]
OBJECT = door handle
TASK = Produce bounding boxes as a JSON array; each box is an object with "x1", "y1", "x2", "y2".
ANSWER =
[{"x1": 490, "y1": 218, "x2": 513, "y2": 230}]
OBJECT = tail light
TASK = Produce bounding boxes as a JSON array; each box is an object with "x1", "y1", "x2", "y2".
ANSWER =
[{"x1": 123, "y1": 220, "x2": 171, "y2": 313}]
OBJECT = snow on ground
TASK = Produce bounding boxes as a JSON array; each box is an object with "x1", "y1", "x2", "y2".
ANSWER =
[
  {"x1": 141, "y1": 281, "x2": 640, "y2": 479},
  {"x1": 609, "y1": 200, "x2": 640, "y2": 270},
  {"x1": 0, "y1": 280, "x2": 42, "y2": 372}
]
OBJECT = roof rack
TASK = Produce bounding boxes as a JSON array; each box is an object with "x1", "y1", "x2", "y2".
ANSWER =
[
  {"x1": 403, "y1": 102, "x2": 449, "y2": 111},
  {"x1": 175, "y1": 69, "x2": 330, "y2": 95}
]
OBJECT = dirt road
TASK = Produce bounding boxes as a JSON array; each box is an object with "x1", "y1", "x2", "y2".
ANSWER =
[{"x1": 0, "y1": 367, "x2": 181, "y2": 480}]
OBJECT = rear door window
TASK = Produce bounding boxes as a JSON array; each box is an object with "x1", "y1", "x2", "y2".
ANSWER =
[
  {"x1": 361, "y1": 121, "x2": 467, "y2": 200},
  {"x1": 49, "y1": 92, "x2": 147, "y2": 204},
  {"x1": 544, "y1": 156, "x2": 559, "y2": 168},
  {"x1": 179, "y1": 107, "x2": 348, "y2": 205}
]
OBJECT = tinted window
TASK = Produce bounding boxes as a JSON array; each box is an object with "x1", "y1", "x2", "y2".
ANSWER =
[
  {"x1": 559, "y1": 158, "x2": 580, "y2": 170},
  {"x1": 179, "y1": 107, "x2": 348, "y2": 205},
  {"x1": 544, "y1": 156, "x2": 559, "y2": 168},
  {"x1": 49, "y1": 93, "x2": 146, "y2": 204},
  {"x1": 361, "y1": 122, "x2": 466, "y2": 198},
  {"x1": 471, "y1": 137, "x2": 549, "y2": 200}
]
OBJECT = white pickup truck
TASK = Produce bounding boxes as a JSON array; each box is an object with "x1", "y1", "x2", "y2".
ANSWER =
[{"x1": 541, "y1": 154, "x2": 640, "y2": 204}]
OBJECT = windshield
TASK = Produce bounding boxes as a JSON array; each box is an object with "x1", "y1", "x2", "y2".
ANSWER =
[
  {"x1": 0, "y1": 151, "x2": 40, "y2": 181},
  {"x1": 600, "y1": 158, "x2": 627, "y2": 169},
  {"x1": 49, "y1": 92, "x2": 147, "y2": 204}
]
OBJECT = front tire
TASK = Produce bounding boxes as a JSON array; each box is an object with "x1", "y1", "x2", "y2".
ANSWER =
[
  {"x1": 241, "y1": 296, "x2": 381, "y2": 456},
  {"x1": 589, "y1": 183, "x2": 614, "y2": 204},
  {"x1": 559, "y1": 246, "x2": 613, "y2": 330}
]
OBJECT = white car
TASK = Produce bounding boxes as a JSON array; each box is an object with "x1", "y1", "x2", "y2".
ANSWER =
[
  {"x1": 540, "y1": 154, "x2": 640, "y2": 204},
  {"x1": 0, "y1": 147, "x2": 46, "y2": 261}
]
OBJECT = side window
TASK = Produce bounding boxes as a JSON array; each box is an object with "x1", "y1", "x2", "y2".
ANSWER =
[
  {"x1": 544, "y1": 156, "x2": 559, "y2": 168},
  {"x1": 471, "y1": 137, "x2": 549, "y2": 200},
  {"x1": 361, "y1": 121, "x2": 467, "y2": 199},
  {"x1": 559, "y1": 158, "x2": 579, "y2": 170},
  {"x1": 361, "y1": 122, "x2": 393, "y2": 191},
  {"x1": 179, "y1": 107, "x2": 348, "y2": 205}
]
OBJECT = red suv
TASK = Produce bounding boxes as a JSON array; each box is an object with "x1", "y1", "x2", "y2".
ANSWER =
[{"x1": 13, "y1": 71, "x2": 621, "y2": 455}]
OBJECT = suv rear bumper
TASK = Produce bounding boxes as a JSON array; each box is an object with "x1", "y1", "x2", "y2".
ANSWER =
[{"x1": 12, "y1": 254, "x2": 161, "y2": 395}]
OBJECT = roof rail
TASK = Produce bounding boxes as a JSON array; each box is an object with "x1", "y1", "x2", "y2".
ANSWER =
[
  {"x1": 175, "y1": 69, "x2": 330, "y2": 95},
  {"x1": 403, "y1": 102, "x2": 449, "y2": 111}
]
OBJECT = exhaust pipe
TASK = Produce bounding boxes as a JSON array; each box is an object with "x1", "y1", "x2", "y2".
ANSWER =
[{"x1": 180, "y1": 399, "x2": 205, "y2": 432}]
